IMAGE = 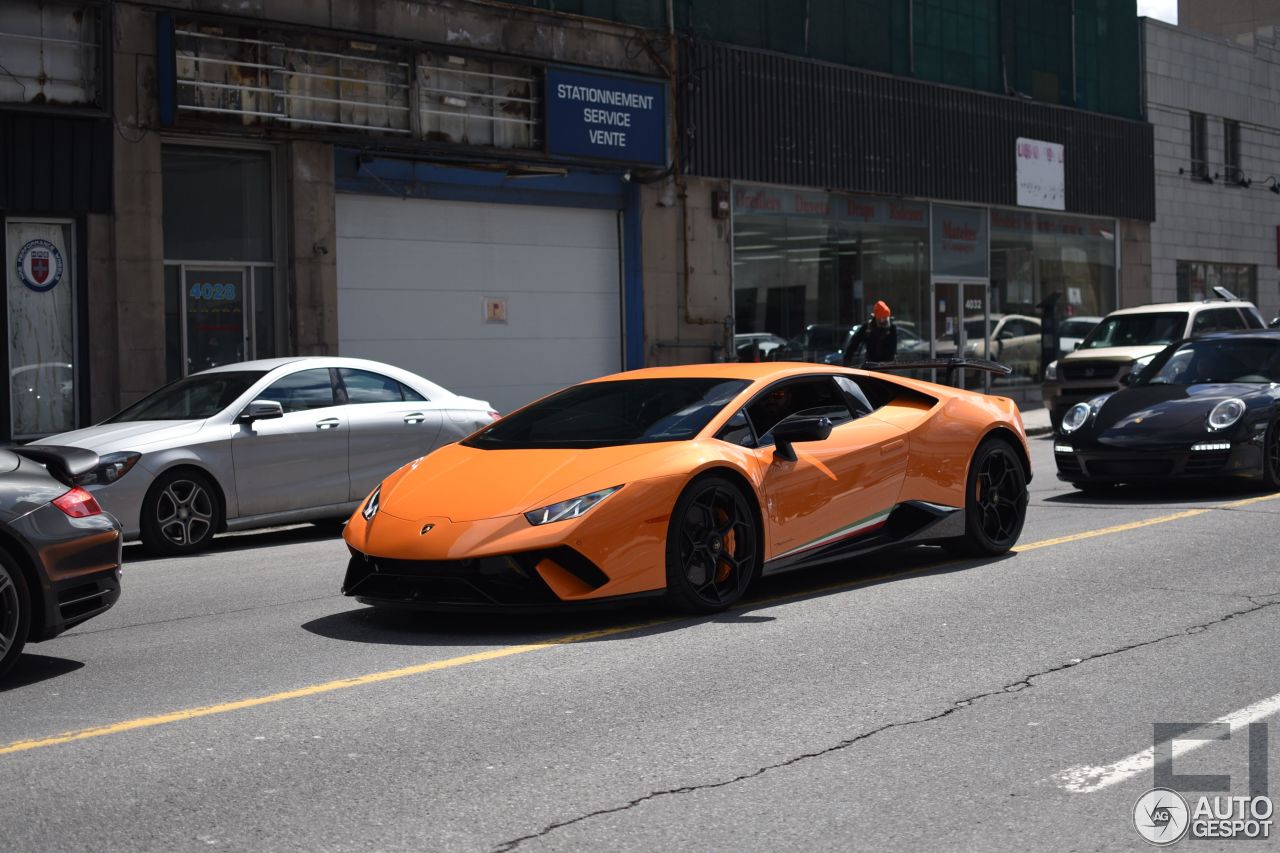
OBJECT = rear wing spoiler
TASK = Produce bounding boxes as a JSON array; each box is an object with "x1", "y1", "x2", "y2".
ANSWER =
[
  {"x1": 11, "y1": 445, "x2": 100, "y2": 485},
  {"x1": 859, "y1": 358, "x2": 1013, "y2": 384}
]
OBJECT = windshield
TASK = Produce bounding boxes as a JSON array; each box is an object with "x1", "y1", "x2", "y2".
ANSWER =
[
  {"x1": 1139, "y1": 339, "x2": 1280, "y2": 385},
  {"x1": 107, "y1": 371, "x2": 266, "y2": 422},
  {"x1": 1081, "y1": 312, "x2": 1187, "y2": 349},
  {"x1": 464, "y1": 379, "x2": 750, "y2": 449}
]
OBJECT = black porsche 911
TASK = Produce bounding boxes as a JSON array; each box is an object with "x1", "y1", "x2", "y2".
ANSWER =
[
  {"x1": 0, "y1": 445, "x2": 122, "y2": 677},
  {"x1": 1054, "y1": 330, "x2": 1280, "y2": 489}
]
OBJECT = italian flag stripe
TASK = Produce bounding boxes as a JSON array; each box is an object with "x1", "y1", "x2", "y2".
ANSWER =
[{"x1": 773, "y1": 507, "x2": 895, "y2": 560}]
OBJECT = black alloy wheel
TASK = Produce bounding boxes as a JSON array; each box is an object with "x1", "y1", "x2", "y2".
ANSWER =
[
  {"x1": 1265, "y1": 420, "x2": 1280, "y2": 490},
  {"x1": 665, "y1": 475, "x2": 759, "y2": 613},
  {"x1": 944, "y1": 438, "x2": 1029, "y2": 558},
  {"x1": 0, "y1": 550, "x2": 31, "y2": 678},
  {"x1": 141, "y1": 470, "x2": 221, "y2": 556}
]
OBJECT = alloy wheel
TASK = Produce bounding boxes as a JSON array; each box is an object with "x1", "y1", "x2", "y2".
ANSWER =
[
  {"x1": 0, "y1": 564, "x2": 19, "y2": 660},
  {"x1": 1269, "y1": 423, "x2": 1280, "y2": 483},
  {"x1": 677, "y1": 485, "x2": 756, "y2": 608},
  {"x1": 155, "y1": 479, "x2": 215, "y2": 547},
  {"x1": 974, "y1": 447, "x2": 1025, "y2": 545}
]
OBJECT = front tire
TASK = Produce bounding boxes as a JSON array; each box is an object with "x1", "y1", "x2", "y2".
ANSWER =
[
  {"x1": 141, "y1": 469, "x2": 222, "y2": 556},
  {"x1": 944, "y1": 438, "x2": 1029, "y2": 558},
  {"x1": 665, "y1": 475, "x2": 760, "y2": 613},
  {"x1": 0, "y1": 550, "x2": 31, "y2": 678},
  {"x1": 1264, "y1": 419, "x2": 1280, "y2": 491}
]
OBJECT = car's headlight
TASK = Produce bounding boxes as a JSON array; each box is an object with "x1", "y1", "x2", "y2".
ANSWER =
[
  {"x1": 361, "y1": 484, "x2": 381, "y2": 520},
  {"x1": 77, "y1": 451, "x2": 141, "y2": 486},
  {"x1": 1060, "y1": 402, "x2": 1092, "y2": 434},
  {"x1": 1044, "y1": 360, "x2": 1058, "y2": 381},
  {"x1": 525, "y1": 486, "x2": 621, "y2": 526},
  {"x1": 1207, "y1": 398, "x2": 1246, "y2": 431}
]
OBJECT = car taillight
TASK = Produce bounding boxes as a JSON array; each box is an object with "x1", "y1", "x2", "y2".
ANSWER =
[{"x1": 52, "y1": 487, "x2": 103, "y2": 518}]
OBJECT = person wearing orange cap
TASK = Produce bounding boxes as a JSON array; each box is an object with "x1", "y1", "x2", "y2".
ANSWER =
[{"x1": 842, "y1": 299, "x2": 898, "y2": 366}]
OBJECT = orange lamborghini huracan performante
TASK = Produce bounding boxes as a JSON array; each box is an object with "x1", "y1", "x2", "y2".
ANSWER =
[{"x1": 341, "y1": 362, "x2": 1031, "y2": 614}]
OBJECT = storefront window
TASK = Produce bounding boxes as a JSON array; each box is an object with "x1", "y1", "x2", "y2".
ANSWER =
[
  {"x1": 732, "y1": 186, "x2": 929, "y2": 364},
  {"x1": 1176, "y1": 261, "x2": 1256, "y2": 304},
  {"x1": 162, "y1": 145, "x2": 279, "y2": 379},
  {"x1": 990, "y1": 210, "x2": 1117, "y2": 385},
  {"x1": 6, "y1": 219, "x2": 77, "y2": 438}
]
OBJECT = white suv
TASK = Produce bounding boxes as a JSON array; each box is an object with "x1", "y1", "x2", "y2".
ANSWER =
[{"x1": 1042, "y1": 299, "x2": 1266, "y2": 428}]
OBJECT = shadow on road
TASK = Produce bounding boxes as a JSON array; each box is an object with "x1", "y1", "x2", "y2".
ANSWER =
[
  {"x1": 123, "y1": 522, "x2": 343, "y2": 563},
  {"x1": 0, "y1": 654, "x2": 84, "y2": 692},
  {"x1": 300, "y1": 544, "x2": 1008, "y2": 649},
  {"x1": 1042, "y1": 481, "x2": 1271, "y2": 506}
]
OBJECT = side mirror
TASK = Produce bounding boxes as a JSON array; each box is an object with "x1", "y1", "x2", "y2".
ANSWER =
[
  {"x1": 238, "y1": 399, "x2": 284, "y2": 423},
  {"x1": 1119, "y1": 370, "x2": 1139, "y2": 387},
  {"x1": 1073, "y1": 341, "x2": 1082, "y2": 350},
  {"x1": 771, "y1": 416, "x2": 833, "y2": 462},
  {"x1": 1270, "y1": 316, "x2": 1280, "y2": 329}
]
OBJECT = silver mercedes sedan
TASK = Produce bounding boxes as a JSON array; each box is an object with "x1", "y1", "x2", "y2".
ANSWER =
[{"x1": 35, "y1": 357, "x2": 497, "y2": 555}]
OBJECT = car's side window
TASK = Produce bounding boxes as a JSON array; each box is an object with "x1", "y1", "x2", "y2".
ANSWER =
[
  {"x1": 1216, "y1": 309, "x2": 1246, "y2": 330},
  {"x1": 338, "y1": 368, "x2": 426, "y2": 404},
  {"x1": 258, "y1": 368, "x2": 337, "y2": 413},
  {"x1": 1193, "y1": 309, "x2": 1242, "y2": 334},
  {"x1": 746, "y1": 377, "x2": 854, "y2": 440},
  {"x1": 716, "y1": 409, "x2": 757, "y2": 448},
  {"x1": 1242, "y1": 309, "x2": 1265, "y2": 330}
]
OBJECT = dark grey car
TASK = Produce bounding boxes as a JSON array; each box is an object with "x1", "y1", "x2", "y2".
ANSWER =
[{"x1": 0, "y1": 445, "x2": 122, "y2": 677}]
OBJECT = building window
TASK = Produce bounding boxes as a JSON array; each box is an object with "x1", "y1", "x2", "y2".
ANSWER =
[
  {"x1": 1176, "y1": 260, "x2": 1257, "y2": 304},
  {"x1": 161, "y1": 145, "x2": 279, "y2": 380},
  {"x1": 1189, "y1": 112, "x2": 1208, "y2": 180},
  {"x1": 1224, "y1": 119, "x2": 1242, "y2": 184},
  {"x1": 0, "y1": 1, "x2": 104, "y2": 108}
]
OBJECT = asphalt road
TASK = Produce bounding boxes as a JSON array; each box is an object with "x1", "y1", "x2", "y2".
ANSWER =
[{"x1": 5, "y1": 433, "x2": 1280, "y2": 852}]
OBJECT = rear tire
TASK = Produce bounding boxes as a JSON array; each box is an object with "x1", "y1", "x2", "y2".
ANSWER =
[
  {"x1": 141, "y1": 469, "x2": 222, "y2": 556},
  {"x1": 944, "y1": 438, "x2": 1029, "y2": 558},
  {"x1": 665, "y1": 475, "x2": 760, "y2": 614},
  {"x1": 0, "y1": 550, "x2": 31, "y2": 679}
]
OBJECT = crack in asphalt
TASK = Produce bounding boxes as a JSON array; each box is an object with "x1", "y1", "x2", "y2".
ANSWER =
[{"x1": 489, "y1": 593, "x2": 1280, "y2": 853}]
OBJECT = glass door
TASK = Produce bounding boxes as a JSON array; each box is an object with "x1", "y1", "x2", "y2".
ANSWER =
[
  {"x1": 6, "y1": 218, "x2": 78, "y2": 438},
  {"x1": 183, "y1": 267, "x2": 246, "y2": 374},
  {"x1": 931, "y1": 280, "x2": 991, "y2": 391}
]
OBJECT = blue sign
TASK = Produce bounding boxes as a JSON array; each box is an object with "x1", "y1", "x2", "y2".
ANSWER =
[{"x1": 545, "y1": 68, "x2": 667, "y2": 167}]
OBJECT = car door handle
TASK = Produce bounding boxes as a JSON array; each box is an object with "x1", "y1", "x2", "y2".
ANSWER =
[
  {"x1": 315, "y1": 418, "x2": 341, "y2": 430},
  {"x1": 403, "y1": 412, "x2": 426, "y2": 424},
  {"x1": 881, "y1": 438, "x2": 906, "y2": 454}
]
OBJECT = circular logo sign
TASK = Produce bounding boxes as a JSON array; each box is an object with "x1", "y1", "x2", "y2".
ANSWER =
[
  {"x1": 1134, "y1": 788, "x2": 1190, "y2": 846},
  {"x1": 15, "y1": 239, "x2": 65, "y2": 293}
]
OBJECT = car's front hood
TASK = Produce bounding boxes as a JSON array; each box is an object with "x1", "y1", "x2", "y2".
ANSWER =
[
  {"x1": 1091, "y1": 384, "x2": 1262, "y2": 447},
  {"x1": 32, "y1": 420, "x2": 206, "y2": 454},
  {"x1": 379, "y1": 441, "x2": 673, "y2": 522},
  {"x1": 1063, "y1": 345, "x2": 1164, "y2": 362}
]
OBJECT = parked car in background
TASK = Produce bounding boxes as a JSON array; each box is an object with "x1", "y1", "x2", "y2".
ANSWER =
[
  {"x1": 1042, "y1": 299, "x2": 1266, "y2": 429},
  {"x1": 0, "y1": 445, "x2": 122, "y2": 677},
  {"x1": 1056, "y1": 316, "x2": 1103, "y2": 355},
  {"x1": 734, "y1": 333, "x2": 788, "y2": 361},
  {"x1": 962, "y1": 314, "x2": 1043, "y2": 379},
  {"x1": 776, "y1": 324, "x2": 851, "y2": 363},
  {"x1": 1055, "y1": 331, "x2": 1280, "y2": 490},
  {"x1": 36, "y1": 357, "x2": 498, "y2": 556}
]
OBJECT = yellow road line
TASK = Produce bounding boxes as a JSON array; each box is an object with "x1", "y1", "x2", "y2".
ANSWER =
[
  {"x1": 1015, "y1": 491, "x2": 1280, "y2": 553},
  {"x1": 4, "y1": 490, "x2": 1279, "y2": 757}
]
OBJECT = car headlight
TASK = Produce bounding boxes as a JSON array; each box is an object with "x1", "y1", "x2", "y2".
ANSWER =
[
  {"x1": 1044, "y1": 360, "x2": 1058, "y2": 381},
  {"x1": 1060, "y1": 402, "x2": 1092, "y2": 434},
  {"x1": 1207, "y1": 398, "x2": 1246, "y2": 431},
  {"x1": 77, "y1": 451, "x2": 141, "y2": 486},
  {"x1": 525, "y1": 486, "x2": 621, "y2": 526},
  {"x1": 361, "y1": 484, "x2": 381, "y2": 520}
]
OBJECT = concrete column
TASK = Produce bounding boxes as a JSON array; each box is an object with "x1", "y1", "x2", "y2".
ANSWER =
[
  {"x1": 1120, "y1": 219, "x2": 1153, "y2": 308},
  {"x1": 288, "y1": 141, "x2": 338, "y2": 355},
  {"x1": 85, "y1": 213, "x2": 120, "y2": 421}
]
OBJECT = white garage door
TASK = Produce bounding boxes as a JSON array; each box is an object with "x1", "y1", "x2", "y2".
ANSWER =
[{"x1": 336, "y1": 194, "x2": 622, "y2": 414}]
